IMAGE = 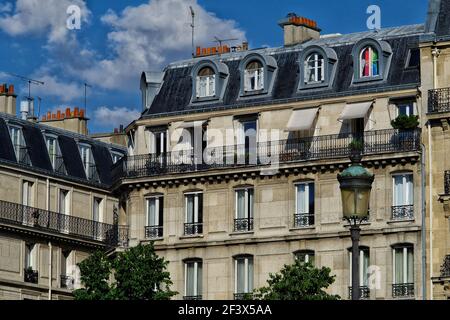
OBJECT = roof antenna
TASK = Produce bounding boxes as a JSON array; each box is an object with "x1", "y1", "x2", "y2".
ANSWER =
[
  {"x1": 84, "y1": 82, "x2": 92, "y2": 116},
  {"x1": 5, "y1": 72, "x2": 44, "y2": 99},
  {"x1": 189, "y1": 6, "x2": 195, "y2": 58},
  {"x1": 213, "y1": 36, "x2": 238, "y2": 56}
]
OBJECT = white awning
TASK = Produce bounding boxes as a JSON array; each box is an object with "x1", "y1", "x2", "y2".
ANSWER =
[
  {"x1": 338, "y1": 102, "x2": 373, "y2": 121},
  {"x1": 179, "y1": 120, "x2": 207, "y2": 128},
  {"x1": 285, "y1": 108, "x2": 319, "y2": 131}
]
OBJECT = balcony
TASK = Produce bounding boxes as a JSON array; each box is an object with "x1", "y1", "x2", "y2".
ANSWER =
[
  {"x1": 391, "y1": 205, "x2": 414, "y2": 221},
  {"x1": 348, "y1": 286, "x2": 370, "y2": 299},
  {"x1": 440, "y1": 255, "x2": 450, "y2": 277},
  {"x1": 184, "y1": 222, "x2": 203, "y2": 236},
  {"x1": 144, "y1": 225, "x2": 163, "y2": 239},
  {"x1": 112, "y1": 129, "x2": 421, "y2": 182},
  {"x1": 234, "y1": 293, "x2": 252, "y2": 300},
  {"x1": 60, "y1": 275, "x2": 74, "y2": 290},
  {"x1": 392, "y1": 283, "x2": 414, "y2": 298},
  {"x1": 183, "y1": 295, "x2": 202, "y2": 300},
  {"x1": 234, "y1": 218, "x2": 253, "y2": 232},
  {"x1": 0, "y1": 200, "x2": 119, "y2": 246},
  {"x1": 428, "y1": 87, "x2": 450, "y2": 113},
  {"x1": 294, "y1": 213, "x2": 315, "y2": 228},
  {"x1": 24, "y1": 268, "x2": 38, "y2": 284}
]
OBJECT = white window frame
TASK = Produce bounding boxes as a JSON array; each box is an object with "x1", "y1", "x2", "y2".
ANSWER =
[
  {"x1": 25, "y1": 243, "x2": 37, "y2": 270},
  {"x1": 392, "y1": 173, "x2": 414, "y2": 206},
  {"x1": 146, "y1": 196, "x2": 162, "y2": 227},
  {"x1": 392, "y1": 246, "x2": 414, "y2": 285},
  {"x1": 396, "y1": 101, "x2": 416, "y2": 117},
  {"x1": 295, "y1": 250, "x2": 315, "y2": 264},
  {"x1": 9, "y1": 125, "x2": 25, "y2": 161},
  {"x1": 244, "y1": 67, "x2": 264, "y2": 92},
  {"x1": 304, "y1": 53, "x2": 325, "y2": 83},
  {"x1": 234, "y1": 256, "x2": 253, "y2": 294},
  {"x1": 294, "y1": 182, "x2": 314, "y2": 215},
  {"x1": 349, "y1": 248, "x2": 370, "y2": 286},
  {"x1": 79, "y1": 143, "x2": 93, "y2": 178},
  {"x1": 196, "y1": 74, "x2": 216, "y2": 98},
  {"x1": 110, "y1": 151, "x2": 123, "y2": 164},
  {"x1": 359, "y1": 46, "x2": 379, "y2": 78},
  {"x1": 184, "y1": 191, "x2": 202, "y2": 224},
  {"x1": 45, "y1": 134, "x2": 59, "y2": 169},
  {"x1": 234, "y1": 187, "x2": 253, "y2": 220},
  {"x1": 184, "y1": 260, "x2": 202, "y2": 297}
]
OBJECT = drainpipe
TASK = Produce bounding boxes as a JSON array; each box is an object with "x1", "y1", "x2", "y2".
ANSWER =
[
  {"x1": 48, "y1": 241, "x2": 52, "y2": 300},
  {"x1": 431, "y1": 46, "x2": 440, "y2": 90},
  {"x1": 427, "y1": 122, "x2": 433, "y2": 300},
  {"x1": 46, "y1": 178, "x2": 50, "y2": 210},
  {"x1": 421, "y1": 143, "x2": 426, "y2": 300}
]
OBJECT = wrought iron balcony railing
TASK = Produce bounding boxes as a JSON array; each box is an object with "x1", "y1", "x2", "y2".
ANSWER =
[
  {"x1": 0, "y1": 200, "x2": 119, "y2": 246},
  {"x1": 234, "y1": 292, "x2": 253, "y2": 300},
  {"x1": 440, "y1": 255, "x2": 450, "y2": 277},
  {"x1": 24, "y1": 268, "x2": 38, "y2": 284},
  {"x1": 445, "y1": 171, "x2": 450, "y2": 195},
  {"x1": 184, "y1": 222, "x2": 203, "y2": 236},
  {"x1": 429, "y1": 87, "x2": 450, "y2": 113},
  {"x1": 111, "y1": 129, "x2": 421, "y2": 182},
  {"x1": 183, "y1": 295, "x2": 202, "y2": 300},
  {"x1": 60, "y1": 275, "x2": 74, "y2": 290},
  {"x1": 348, "y1": 286, "x2": 370, "y2": 299},
  {"x1": 392, "y1": 283, "x2": 415, "y2": 298},
  {"x1": 144, "y1": 225, "x2": 163, "y2": 238},
  {"x1": 391, "y1": 205, "x2": 414, "y2": 220},
  {"x1": 234, "y1": 218, "x2": 253, "y2": 232},
  {"x1": 294, "y1": 213, "x2": 315, "y2": 228}
]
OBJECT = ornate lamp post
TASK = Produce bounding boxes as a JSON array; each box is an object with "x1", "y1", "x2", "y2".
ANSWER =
[{"x1": 338, "y1": 153, "x2": 374, "y2": 300}]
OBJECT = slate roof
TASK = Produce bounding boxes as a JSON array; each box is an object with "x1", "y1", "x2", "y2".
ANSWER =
[
  {"x1": 0, "y1": 112, "x2": 126, "y2": 189},
  {"x1": 142, "y1": 24, "x2": 425, "y2": 119},
  {"x1": 435, "y1": 0, "x2": 450, "y2": 37}
]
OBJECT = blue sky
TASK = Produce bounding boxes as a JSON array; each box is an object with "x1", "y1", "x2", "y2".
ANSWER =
[{"x1": 0, "y1": 0, "x2": 428, "y2": 133}]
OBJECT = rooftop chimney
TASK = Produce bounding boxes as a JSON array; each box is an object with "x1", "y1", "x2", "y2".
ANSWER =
[
  {"x1": 278, "y1": 13, "x2": 321, "y2": 46},
  {"x1": 40, "y1": 107, "x2": 89, "y2": 135},
  {"x1": 0, "y1": 83, "x2": 17, "y2": 116}
]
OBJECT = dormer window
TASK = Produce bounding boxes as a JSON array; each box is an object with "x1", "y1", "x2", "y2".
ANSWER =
[
  {"x1": 360, "y1": 46, "x2": 379, "y2": 78},
  {"x1": 111, "y1": 150, "x2": 123, "y2": 164},
  {"x1": 45, "y1": 134, "x2": 65, "y2": 174},
  {"x1": 79, "y1": 143, "x2": 97, "y2": 181},
  {"x1": 244, "y1": 61, "x2": 264, "y2": 92},
  {"x1": 196, "y1": 67, "x2": 215, "y2": 98},
  {"x1": 8, "y1": 125, "x2": 29, "y2": 165},
  {"x1": 305, "y1": 53, "x2": 324, "y2": 83}
]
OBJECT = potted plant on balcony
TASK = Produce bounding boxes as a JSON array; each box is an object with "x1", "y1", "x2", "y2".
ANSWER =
[
  {"x1": 348, "y1": 138, "x2": 364, "y2": 161},
  {"x1": 391, "y1": 114, "x2": 419, "y2": 150}
]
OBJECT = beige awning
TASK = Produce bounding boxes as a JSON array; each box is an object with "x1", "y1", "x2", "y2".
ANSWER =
[
  {"x1": 338, "y1": 102, "x2": 373, "y2": 121},
  {"x1": 285, "y1": 108, "x2": 319, "y2": 131},
  {"x1": 179, "y1": 120, "x2": 208, "y2": 128}
]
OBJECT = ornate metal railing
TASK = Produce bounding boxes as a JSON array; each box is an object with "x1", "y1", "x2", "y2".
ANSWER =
[
  {"x1": 294, "y1": 213, "x2": 315, "y2": 227},
  {"x1": 53, "y1": 155, "x2": 67, "y2": 175},
  {"x1": 429, "y1": 87, "x2": 450, "y2": 113},
  {"x1": 183, "y1": 295, "x2": 202, "y2": 300},
  {"x1": 392, "y1": 283, "x2": 415, "y2": 298},
  {"x1": 0, "y1": 200, "x2": 118, "y2": 246},
  {"x1": 445, "y1": 171, "x2": 450, "y2": 194},
  {"x1": 60, "y1": 275, "x2": 74, "y2": 290},
  {"x1": 440, "y1": 255, "x2": 450, "y2": 277},
  {"x1": 391, "y1": 205, "x2": 414, "y2": 220},
  {"x1": 348, "y1": 286, "x2": 370, "y2": 299},
  {"x1": 118, "y1": 225, "x2": 129, "y2": 248},
  {"x1": 24, "y1": 268, "x2": 38, "y2": 284},
  {"x1": 184, "y1": 222, "x2": 203, "y2": 235},
  {"x1": 234, "y1": 218, "x2": 253, "y2": 232},
  {"x1": 85, "y1": 163, "x2": 100, "y2": 182},
  {"x1": 234, "y1": 293, "x2": 252, "y2": 300},
  {"x1": 111, "y1": 129, "x2": 421, "y2": 182},
  {"x1": 144, "y1": 225, "x2": 163, "y2": 239}
]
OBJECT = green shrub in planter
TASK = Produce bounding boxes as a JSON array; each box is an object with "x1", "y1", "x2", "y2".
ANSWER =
[
  {"x1": 348, "y1": 139, "x2": 364, "y2": 151},
  {"x1": 391, "y1": 115, "x2": 419, "y2": 130}
]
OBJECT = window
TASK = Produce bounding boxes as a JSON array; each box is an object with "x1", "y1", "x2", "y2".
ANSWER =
[
  {"x1": 360, "y1": 46, "x2": 379, "y2": 78},
  {"x1": 9, "y1": 125, "x2": 29, "y2": 165},
  {"x1": 305, "y1": 53, "x2": 324, "y2": 83},
  {"x1": 196, "y1": 67, "x2": 215, "y2": 98},
  {"x1": 79, "y1": 144, "x2": 97, "y2": 180},
  {"x1": 111, "y1": 151, "x2": 123, "y2": 164},
  {"x1": 349, "y1": 247, "x2": 370, "y2": 299},
  {"x1": 237, "y1": 118, "x2": 257, "y2": 164},
  {"x1": 392, "y1": 173, "x2": 414, "y2": 220},
  {"x1": 234, "y1": 187, "x2": 253, "y2": 232},
  {"x1": 294, "y1": 182, "x2": 315, "y2": 227},
  {"x1": 184, "y1": 260, "x2": 202, "y2": 300},
  {"x1": 406, "y1": 48, "x2": 420, "y2": 68},
  {"x1": 127, "y1": 131, "x2": 135, "y2": 156},
  {"x1": 93, "y1": 197, "x2": 103, "y2": 239},
  {"x1": 397, "y1": 101, "x2": 415, "y2": 116},
  {"x1": 148, "y1": 129, "x2": 167, "y2": 160},
  {"x1": 145, "y1": 196, "x2": 163, "y2": 238},
  {"x1": 184, "y1": 192, "x2": 203, "y2": 235},
  {"x1": 244, "y1": 61, "x2": 264, "y2": 92},
  {"x1": 295, "y1": 250, "x2": 315, "y2": 265},
  {"x1": 60, "y1": 250, "x2": 74, "y2": 289},
  {"x1": 234, "y1": 256, "x2": 253, "y2": 299},
  {"x1": 392, "y1": 245, "x2": 414, "y2": 298},
  {"x1": 45, "y1": 135, "x2": 64, "y2": 172},
  {"x1": 25, "y1": 243, "x2": 37, "y2": 269},
  {"x1": 22, "y1": 180, "x2": 33, "y2": 207}
]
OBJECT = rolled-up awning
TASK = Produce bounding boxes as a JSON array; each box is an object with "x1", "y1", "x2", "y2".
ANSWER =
[
  {"x1": 285, "y1": 108, "x2": 319, "y2": 131},
  {"x1": 338, "y1": 102, "x2": 373, "y2": 121},
  {"x1": 179, "y1": 120, "x2": 208, "y2": 128}
]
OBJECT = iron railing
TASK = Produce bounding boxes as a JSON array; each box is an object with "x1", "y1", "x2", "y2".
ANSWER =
[
  {"x1": 392, "y1": 283, "x2": 414, "y2": 298},
  {"x1": 183, "y1": 295, "x2": 202, "y2": 300},
  {"x1": 294, "y1": 213, "x2": 315, "y2": 227},
  {"x1": 234, "y1": 293, "x2": 252, "y2": 300},
  {"x1": 52, "y1": 155, "x2": 67, "y2": 175},
  {"x1": 440, "y1": 255, "x2": 450, "y2": 277},
  {"x1": 391, "y1": 205, "x2": 414, "y2": 220},
  {"x1": 24, "y1": 268, "x2": 38, "y2": 284},
  {"x1": 14, "y1": 145, "x2": 31, "y2": 166},
  {"x1": 234, "y1": 218, "x2": 253, "y2": 232},
  {"x1": 429, "y1": 87, "x2": 450, "y2": 113},
  {"x1": 445, "y1": 171, "x2": 450, "y2": 194},
  {"x1": 0, "y1": 200, "x2": 118, "y2": 246},
  {"x1": 60, "y1": 275, "x2": 74, "y2": 290},
  {"x1": 85, "y1": 163, "x2": 100, "y2": 182},
  {"x1": 184, "y1": 222, "x2": 203, "y2": 235},
  {"x1": 111, "y1": 129, "x2": 421, "y2": 182},
  {"x1": 348, "y1": 286, "x2": 370, "y2": 299},
  {"x1": 144, "y1": 225, "x2": 163, "y2": 238}
]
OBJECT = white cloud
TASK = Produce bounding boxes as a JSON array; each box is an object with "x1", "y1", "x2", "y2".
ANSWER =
[
  {"x1": 93, "y1": 106, "x2": 140, "y2": 128},
  {"x1": 0, "y1": 0, "x2": 90, "y2": 43},
  {"x1": 30, "y1": 74, "x2": 82, "y2": 103},
  {"x1": 0, "y1": 2, "x2": 12, "y2": 13}
]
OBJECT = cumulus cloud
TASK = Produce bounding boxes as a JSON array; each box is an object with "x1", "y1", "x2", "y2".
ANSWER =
[
  {"x1": 32, "y1": 74, "x2": 83, "y2": 103},
  {"x1": 0, "y1": 0, "x2": 90, "y2": 43},
  {"x1": 0, "y1": 2, "x2": 12, "y2": 13},
  {"x1": 93, "y1": 106, "x2": 140, "y2": 128}
]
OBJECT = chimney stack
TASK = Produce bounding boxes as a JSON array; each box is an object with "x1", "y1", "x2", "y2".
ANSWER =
[
  {"x1": 278, "y1": 13, "x2": 321, "y2": 46},
  {"x1": 40, "y1": 107, "x2": 89, "y2": 135},
  {"x1": 0, "y1": 83, "x2": 17, "y2": 116}
]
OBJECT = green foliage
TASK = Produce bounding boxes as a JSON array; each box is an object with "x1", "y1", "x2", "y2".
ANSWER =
[
  {"x1": 391, "y1": 114, "x2": 419, "y2": 130},
  {"x1": 73, "y1": 243, "x2": 177, "y2": 300},
  {"x1": 252, "y1": 260, "x2": 340, "y2": 300},
  {"x1": 348, "y1": 139, "x2": 364, "y2": 151}
]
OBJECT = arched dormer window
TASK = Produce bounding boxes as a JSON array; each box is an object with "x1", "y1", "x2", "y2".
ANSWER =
[
  {"x1": 239, "y1": 53, "x2": 277, "y2": 98},
  {"x1": 359, "y1": 46, "x2": 379, "y2": 78},
  {"x1": 298, "y1": 45, "x2": 337, "y2": 90},
  {"x1": 244, "y1": 60, "x2": 264, "y2": 92},
  {"x1": 191, "y1": 60, "x2": 229, "y2": 104},
  {"x1": 352, "y1": 38, "x2": 392, "y2": 84}
]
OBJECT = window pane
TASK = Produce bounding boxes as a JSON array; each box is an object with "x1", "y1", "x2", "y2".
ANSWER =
[
  {"x1": 236, "y1": 259, "x2": 245, "y2": 293},
  {"x1": 394, "y1": 248, "x2": 404, "y2": 284},
  {"x1": 236, "y1": 190, "x2": 245, "y2": 219},
  {"x1": 186, "y1": 262, "x2": 195, "y2": 296},
  {"x1": 248, "y1": 258, "x2": 254, "y2": 292},
  {"x1": 407, "y1": 248, "x2": 414, "y2": 283},
  {"x1": 186, "y1": 195, "x2": 194, "y2": 223},
  {"x1": 148, "y1": 198, "x2": 157, "y2": 226}
]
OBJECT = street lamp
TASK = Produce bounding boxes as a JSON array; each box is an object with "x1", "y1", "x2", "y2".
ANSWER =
[{"x1": 337, "y1": 153, "x2": 374, "y2": 300}]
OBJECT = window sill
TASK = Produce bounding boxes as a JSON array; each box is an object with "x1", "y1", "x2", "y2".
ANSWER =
[
  {"x1": 192, "y1": 96, "x2": 219, "y2": 103},
  {"x1": 289, "y1": 226, "x2": 316, "y2": 231},
  {"x1": 241, "y1": 89, "x2": 266, "y2": 97},
  {"x1": 144, "y1": 237, "x2": 164, "y2": 241},
  {"x1": 179, "y1": 234, "x2": 204, "y2": 240},
  {"x1": 229, "y1": 231, "x2": 254, "y2": 236},
  {"x1": 387, "y1": 219, "x2": 415, "y2": 224}
]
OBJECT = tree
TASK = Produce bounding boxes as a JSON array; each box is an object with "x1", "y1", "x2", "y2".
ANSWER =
[
  {"x1": 73, "y1": 243, "x2": 177, "y2": 300},
  {"x1": 252, "y1": 260, "x2": 340, "y2": 300}
]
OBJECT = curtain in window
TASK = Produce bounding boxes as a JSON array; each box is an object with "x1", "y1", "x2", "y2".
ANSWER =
[
  {"x1": 362, "y1": 250, "x2": 369, "y2": 286},
  {"x1": 197, "y1": 263, "x2": 203, "y2": 295},
  {"x1": 236, "y1": 259, "x2": 245, "y2": 293},
  {"x1": 236, "y1": 190, "x2": 246, "y2": 219},
  {"x1": 407, "y1": 248, "x2": 414, "y2": 283},
  {"x1": 296, "y1": 184, "x2": 308, "y2": 214},
  {"x1": 393, "y1": 175, "x2": 404, "y2": 206},
  {"x1": 147, "y1": 198, "x2": 157, "y2": 226},
  {"x1": 394, "y1": 248, "x2": 404, "y2": 284},
  {"x1": 393, "y1": 174, "x2": 413, "y2": 206},
  {"x1": 248, "y1": 258, "x2": 254, "y2": 292},
  {"x1": 360, "y1": 47, "x2": 379, "y2": 77},
  {"x1": 186, "y1": 262, "x2": 195, "y2": 296},
  {"x1": 248, "y1": 189, "x2": 253, "y2": 219},
  {"x1": 186, "y1": 195, "x2": 195, "y2": 223}
]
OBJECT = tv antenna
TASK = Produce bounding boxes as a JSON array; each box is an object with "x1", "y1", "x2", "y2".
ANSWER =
[
  {"x1": 213, "y1": 36, "x2": 238, "y2": 48},
  {"x1": 5, "y1": 72, "x2": 44, "y2": 98},
  {"x1": 189, "y1": 6, "x2": 195, "y2": 58},
  {"x1": 84, "y1": 82, "x2": 92, "y2": 115}
]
